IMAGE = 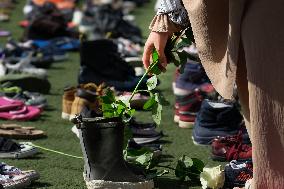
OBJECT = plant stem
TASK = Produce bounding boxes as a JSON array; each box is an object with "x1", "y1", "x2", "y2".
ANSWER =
[{"x1": 129, "y1": 62, "x2": 158, "y2": 101}]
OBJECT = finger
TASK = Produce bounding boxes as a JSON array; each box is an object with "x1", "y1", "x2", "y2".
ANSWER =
[{"x1": 142, "y1": 43, "x2": 154, "y2": 69}]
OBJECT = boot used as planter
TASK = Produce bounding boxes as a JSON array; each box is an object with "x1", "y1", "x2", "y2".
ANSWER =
[{"x1": 73, "y1": 115, "x2": 154, "y2": 189}]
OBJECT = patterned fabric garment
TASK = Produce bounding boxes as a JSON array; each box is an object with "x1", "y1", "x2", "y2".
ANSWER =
[{"x1": 156, "y1": 0, "x2": 189, "y2": 27}]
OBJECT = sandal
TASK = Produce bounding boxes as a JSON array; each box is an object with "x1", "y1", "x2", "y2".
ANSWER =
[
  {"x1": 0, "y1": 124, "x2": 46, "y2": 139},
  {"x1": 0, "y1": 105, "x2": 41, "y2": 121}
]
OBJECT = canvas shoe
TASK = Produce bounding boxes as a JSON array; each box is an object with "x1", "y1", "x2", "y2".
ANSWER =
[
  {"x1": 224, "y1": 160, "x2": 253, "y2": 188},
  {"x1": 176, "y1": 90, "x2": 203, "y2": 128},
  {"x1": 0, "y1": 174, "x2": 31, "y2": 189},
  {"x1": 0, "y1": 162, "x2": 40, "y2": 182},
  {"x1": 5, "y1": 52, "x2": 47, "y2": 78}
]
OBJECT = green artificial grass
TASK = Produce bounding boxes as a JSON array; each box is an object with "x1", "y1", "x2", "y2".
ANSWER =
[{"x1": 0, "y1": 1, "x2": 224, "y2": 188}]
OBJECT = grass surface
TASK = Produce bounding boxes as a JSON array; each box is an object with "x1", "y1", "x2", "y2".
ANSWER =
[{"x1": 0, "y1": 1, "x2": 222, "y2": 188}]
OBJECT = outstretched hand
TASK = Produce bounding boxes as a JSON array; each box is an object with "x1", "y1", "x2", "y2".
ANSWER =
[{"x1": 142, "y1": 31, "x2": 172, "y2": 72}]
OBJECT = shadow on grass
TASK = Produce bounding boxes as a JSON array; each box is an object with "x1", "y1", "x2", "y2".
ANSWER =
[
  {"x1": 154, "y1": 177, "x2": 201, "y2": 189},
  {"x1": 27, "y1": 181, "x2": 53, "y2": 188}
]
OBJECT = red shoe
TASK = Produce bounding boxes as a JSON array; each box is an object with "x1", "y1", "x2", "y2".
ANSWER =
[
  {"x1": 211, "y1": 133, "x2": 252, "y2": 161},
  {"x1": 177, "y1": 90, "x2": 203, "y2": 128}
]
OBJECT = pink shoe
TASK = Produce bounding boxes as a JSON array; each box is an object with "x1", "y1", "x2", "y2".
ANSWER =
[
  {"x1": 0, "y1": 105, "x2": 41, "y2": 121},
  {"x1": 0, "y1": 97, "x2": 24, "y2": 111}
]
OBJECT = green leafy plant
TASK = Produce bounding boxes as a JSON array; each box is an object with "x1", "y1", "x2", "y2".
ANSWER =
[{"x1": 100, "y1": 27, "x2": 195, "y2": 125}]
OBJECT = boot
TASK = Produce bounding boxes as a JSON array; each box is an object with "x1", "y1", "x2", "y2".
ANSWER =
[{"x1": 73, "y1": 115, "x2": 154, "y2": 189}]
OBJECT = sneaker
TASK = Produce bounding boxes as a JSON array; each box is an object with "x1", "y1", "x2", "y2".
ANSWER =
[
  {"x1": 0, "y1": 138, "x2": 38, "y2": 159},
  {"x1": 0, "y1": 174, "x2": 31, "y2": 189},
  {"x1": 5, "y1": 52, "x2": 47, "y2": 78},
  {"x1": 224, "y1": 160, "x2": 253, "y2": 188},
  {"x1": 192, "y1": 99, "x2": 246, "y2": 145},
  {"x1": 176, "y1": 90, "x2": 203, "y2": 128},
  {"x1": 61, "y1": 86, "x2": 76, "y2": 120},
  {"x1": 0, "y1": 162, "x2": 40, "y2": 182},
  {"x1": 211, "y1": 134, "x2": 252, "y2": 161},
  {"x1": 12, "y1": 91, "x2": 47, "y2": 109}
]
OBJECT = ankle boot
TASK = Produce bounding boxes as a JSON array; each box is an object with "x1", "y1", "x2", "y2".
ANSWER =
[{"x1": 73, "y1": 115, "x2": 154, "y2": 189}]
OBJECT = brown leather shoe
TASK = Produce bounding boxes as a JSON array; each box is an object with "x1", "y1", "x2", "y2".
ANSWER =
[
  {"x1": 61, "y1": 86, "x2": 76, "y2": 120},
  {"x1": 69, "y1": 83, "x2": 103, "y2": 120}
]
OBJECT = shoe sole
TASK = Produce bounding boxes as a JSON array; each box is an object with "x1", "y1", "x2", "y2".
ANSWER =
[
  {"x1": 61, "y1": 112, "x2": 70, "y2": 120},
  {"x1": 174, "y1": 115, "x2": 179, "y2": 123},
  {"x1": 0, "y1": 148, "x2": 38, "y2": 159},
  {"x1": 191, "y1": 136, "x2": 210, "y2": 147},
  {"x1": 85, "y1": 178, "x2": 154, "y2": 189},
  {"x1": 133, "y1": 135, "x2": 162, "y2": 145},
  {"x1": 211, "y1": 154, "x2": 253, "y2": 162},
  {"x1": 178, "y1": 120, "x2": 194, "y2": 128}
]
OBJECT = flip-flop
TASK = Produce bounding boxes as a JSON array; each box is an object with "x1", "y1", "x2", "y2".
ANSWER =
[
  {"x1": 0, "y1": 124, "x2": 46, "y2": 139},
  {"x1": 0, "y1": 97, "x2": 24, "y2": 112},
  {"x1": 0, "y1": 105, "x2": 41, "y2": 121}
]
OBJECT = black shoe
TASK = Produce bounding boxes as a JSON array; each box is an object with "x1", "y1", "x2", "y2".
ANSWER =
[
  {"x1": 224, "y1": 160, "x2": 253, "y2": 188},
  {"x1": 73, "y1": 115, "x2": 154, "y2": 189}
]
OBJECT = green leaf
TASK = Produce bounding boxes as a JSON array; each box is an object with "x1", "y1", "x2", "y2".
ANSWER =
[
  {"x1": 146, "y1": 75, "x2": 158, "y2": 91},
  {"x1": 180, "y1": 155, "x2": 193, "y2": 168},
  {"x1": 184, "y1": 26, "x2": 195, "y2": 43},
  {"x1": 150, "y1": 49, "x2": 162, "y2": 75},
  {"x1": 157, "y1": 93, "x2": 170, "y2": 106},
  {"x1": 151, "y1": 101, "x2": 162, "y2": 125},
  {"x1": 101, "y1": 89, "x2": 116, "y2": 104},
  {"x1": 143, "y1": 96, "x2": 156, "y2": 110},
  {"x1": 146, "y1": 169, "x2": 170, "y2": 179},
  {"x1": 152, "y1": 49, "x2": 159, "y2": 63}
]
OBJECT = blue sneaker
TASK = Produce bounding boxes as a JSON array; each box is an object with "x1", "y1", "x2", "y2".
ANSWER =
[{"x1": 192, "y1": 99, "x2": 250, "y2": 145}]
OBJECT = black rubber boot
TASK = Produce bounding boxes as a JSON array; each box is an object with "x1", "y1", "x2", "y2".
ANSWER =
[{"x1": 73, "y1": 115, "x2": 154, "y2": 189}]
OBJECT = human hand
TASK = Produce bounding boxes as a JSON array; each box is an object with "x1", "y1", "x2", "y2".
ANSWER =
[{"x1": 142, "y1": 31, "x2": 172, "y2": 72}]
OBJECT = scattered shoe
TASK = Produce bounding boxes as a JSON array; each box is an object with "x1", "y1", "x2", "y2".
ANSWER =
[
  {"x1": 211, "y1": 134, "x2": 252, "y2": 162},
  {"x1": 0, "y1": 124, "x2": 45, "y2": 139},
  {"x1": 224, "y1": 160, "x2": 253, "y2": 188},
  {"x1": 175, "y1": 90, "x2": 203, "y2": 128},
  {"x1": 192, "y1": 99, "x2": 249, "y2": 145},
  {"x1": 0, "y1": 138, "x2": 38, "y2": 159}
]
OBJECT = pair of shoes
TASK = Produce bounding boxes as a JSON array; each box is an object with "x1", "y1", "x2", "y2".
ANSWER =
[
  {"x1": 174, "y1": 90, "x2": 203, "y2": 128},
  {"x1": 211, "y1": 132, "x2": 252, "y2": 162},
  {"x1": 61, "y1": 83, "x2": 104, "y2": 120},
  {"x1": 192, "y1": 99, "x2": 250, "y2": 145},
  {"x1": 224, "y1": 160, "x2": 253, "y2": 188},
  {"x1": 72, "y1": 114, "x2": 154, "y2": 189},
  {"x1": 0, "y1": 97, "x2": 41, "y2": 121}
]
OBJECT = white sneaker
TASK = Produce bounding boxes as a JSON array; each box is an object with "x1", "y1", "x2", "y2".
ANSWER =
[{"x1": 5, "y1": 52, "x2": 47, "y2": 77}]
